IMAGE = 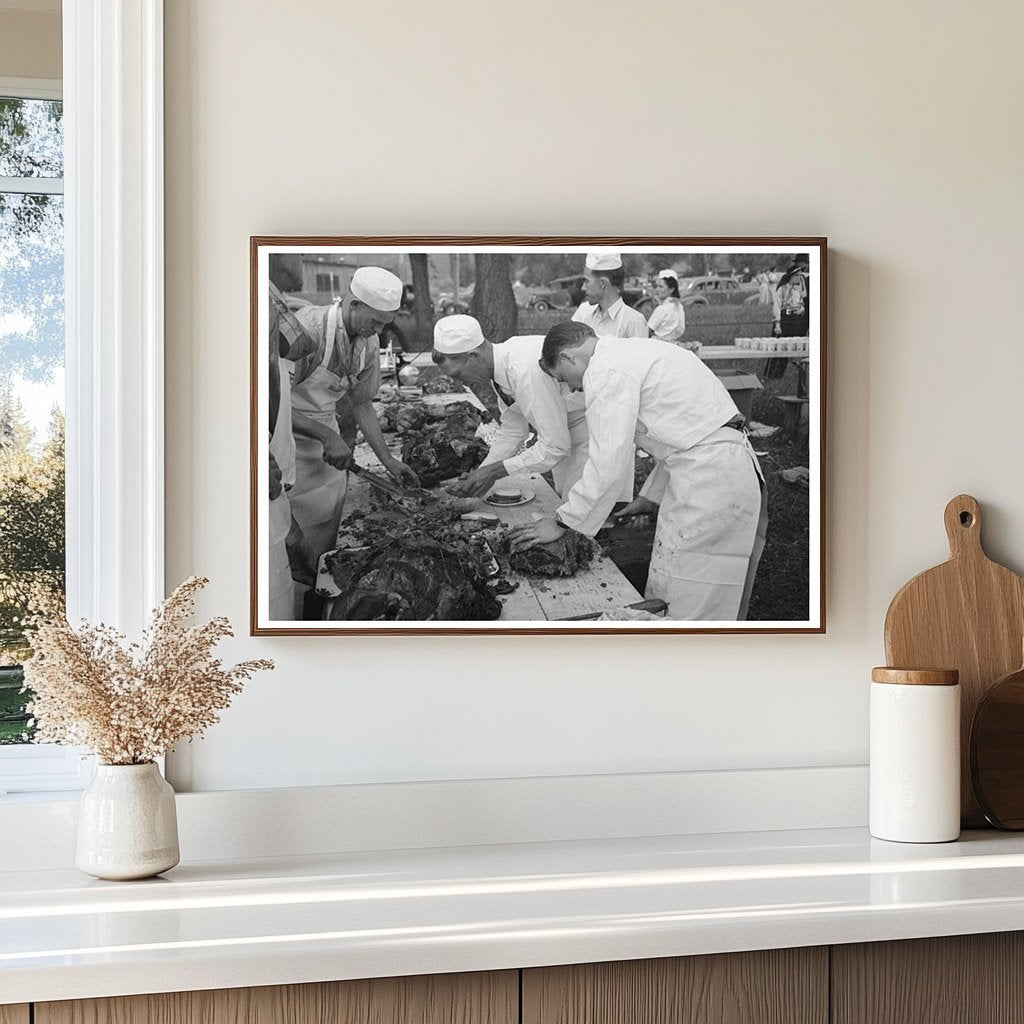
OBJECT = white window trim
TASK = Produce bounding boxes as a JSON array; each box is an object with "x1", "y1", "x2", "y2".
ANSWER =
[
  {"x1": 0, "y1": 745, "x2": 93, "y2": 796},
  {"x1": 0, "y1": 76, "x2": 63, "y2": 194},
  {"x1": 0, "y1": 1, "x2": 165, "y2": 797},
  {"x1": 0, "y1": 76, "x2": 62, "y2": 101}
]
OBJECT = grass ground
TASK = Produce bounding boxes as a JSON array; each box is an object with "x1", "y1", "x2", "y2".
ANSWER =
[
  {"x1": 745, "y1": 367, "x2": 811, "y2": 621},
  {"x1": 516, "y1": 300, "x2": 775, "y2": 346}
]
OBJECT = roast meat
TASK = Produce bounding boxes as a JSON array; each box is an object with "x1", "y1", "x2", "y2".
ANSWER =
[
  {"x1": 400, "y1": 401, "x2": 490, "y2": 486},
  {"x1": 328, "y1": 507, "x2": 502, "y2": 621},
  {"x1": 507, "y1": 531, "x2": 595, "y2": 578}
]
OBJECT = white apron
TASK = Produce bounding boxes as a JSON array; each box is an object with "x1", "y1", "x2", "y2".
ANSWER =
[
  {"x1": 268, "y1": 354, "x2": 297, "y2": 621},
  {"x1": 289, "y1": 301, "x2": 350, "y2": 558},
  {"x1": 640, "y1": 426, "x2": 767, "y2": 621},
  {"x1": 551, "y1": 395, "x2": 634, "y2": 501}
]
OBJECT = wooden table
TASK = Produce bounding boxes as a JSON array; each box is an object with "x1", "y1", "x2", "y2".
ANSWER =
[
  {"x1": 699, "y1": 344, "x2": 808, "y2": 362},
  {"x1": 335, "y1": 462, "x2": 643, "y2": 623},
  {"x1": 474, "y1": 470, "x2": 643, "y2": 621}
]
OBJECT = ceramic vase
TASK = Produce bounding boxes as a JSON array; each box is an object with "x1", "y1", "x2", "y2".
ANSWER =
[{"x1": 76, "y1": 762, "x2": 180, "y2": 880}]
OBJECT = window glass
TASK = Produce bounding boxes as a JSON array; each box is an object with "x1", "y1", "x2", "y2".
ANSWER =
[
  {"x1": 0, "y1": 97, "x2": 65, "y2": 745},
  {"x1": 0, "y1": 98, "x2": 63, "y2": 178}
]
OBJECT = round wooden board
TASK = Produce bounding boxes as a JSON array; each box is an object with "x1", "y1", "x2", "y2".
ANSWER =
[{"x1": 971, "y1": 663, "x2": 1024, "y2": 829}]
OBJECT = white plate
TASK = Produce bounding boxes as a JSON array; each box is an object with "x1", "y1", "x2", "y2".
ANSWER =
[{"x1": 485, "y1": 488, "x2": 535, "y2": 508}]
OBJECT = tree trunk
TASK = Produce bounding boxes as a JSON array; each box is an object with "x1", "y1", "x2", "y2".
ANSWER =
[
  {"x1": 470, "y1": 254, "x2": 518, "y2": 343},
  {"x1": 268, "y1": 254, "x2": 303, "y2": 293},
  {"x1": 408, "y1": 254, "x2": 434, "y2": 350}
]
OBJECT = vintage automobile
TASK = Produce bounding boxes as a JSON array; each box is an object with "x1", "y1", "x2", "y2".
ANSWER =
[
  {"x1": 434, "y1": 288, "x2": 474, "y2": 316},
  {"x1": 526, "y1": 274, "x2": 655, "y2": 317},
  {"x1": 679, "y1": 275, "x2": 754, "y2": 306},
  {"x1": 525, "y1": 275, "x2": 585, "y2": 311}
]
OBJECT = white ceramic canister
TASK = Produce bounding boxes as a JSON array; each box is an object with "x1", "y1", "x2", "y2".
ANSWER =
[{"x1": 870, "y1": 667, "x2": 960, "y2": 843}]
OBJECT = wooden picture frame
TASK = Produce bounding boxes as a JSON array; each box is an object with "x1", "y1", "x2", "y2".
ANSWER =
[{"x1": 251, "y1": 237, "x2": 826, "y2": 635}]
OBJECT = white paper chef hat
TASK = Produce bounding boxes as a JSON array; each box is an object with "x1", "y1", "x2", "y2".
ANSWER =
[
  {"x1": 658, "y1": 268, "x2": 679, "y2": 281},
  {"x1": 585, "y1": 249, "x2": 623, "y2": 271},
  {"x1": 350, "y1": 266, "x2": 403, "y2": 312},
  {"x1": 433, "y1": 314, "x2": 485, "y2": 354}
]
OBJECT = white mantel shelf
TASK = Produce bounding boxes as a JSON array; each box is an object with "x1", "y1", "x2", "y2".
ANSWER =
[{"x1": 4, "y1": 826, "x2": 1024, "y2": 1004}]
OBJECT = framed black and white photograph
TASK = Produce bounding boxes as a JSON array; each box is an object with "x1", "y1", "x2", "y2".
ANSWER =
[{"x1": 250, "y1": 237, "x2": 826, "y2": 635}]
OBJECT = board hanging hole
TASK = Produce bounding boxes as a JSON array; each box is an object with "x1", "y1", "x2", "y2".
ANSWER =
[{"x1": 960, "y1": 511, "x2": 974, "y2": 528}]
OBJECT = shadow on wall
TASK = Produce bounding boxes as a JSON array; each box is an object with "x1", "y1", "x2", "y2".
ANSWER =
[{"x1": 826, "y1": 249, "x2": 871, "y2": 637}]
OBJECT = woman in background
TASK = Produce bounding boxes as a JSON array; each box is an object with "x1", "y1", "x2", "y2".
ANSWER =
[
  {"x1": 766, "y1": 254, "x2": 810, "y2": 379},
  {"x1": 648, "y1": 269, "x2": 699, "y2": 352}
]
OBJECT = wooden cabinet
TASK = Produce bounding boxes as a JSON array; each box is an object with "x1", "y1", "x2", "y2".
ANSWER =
[
  {"x1": 13, "y1": 933, "x2": 1024, "y2": 1023},
  {"x1": 522, "y1": 948, "x2": 828, "y2": 1024},
  {"x1": 832, "y1": 932, "x2": 1024, "y2": 1024},
  {"x1": 34, "y1": 971, "x2": 518, "y2": 1024}
]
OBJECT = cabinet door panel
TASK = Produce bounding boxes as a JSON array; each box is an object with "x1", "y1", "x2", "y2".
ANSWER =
[
  {"x1": 36, "y1": 970, "x2": 518, "y2": 1024},
  {"x1": 523, "y1": 948, "x2": 828, "y2": 1024},
  {"x1": 0, "y1": 1007, "x2": 30, "y2": 1024},
  {"x1": 832, "y1": 932, "x2": 1024, "y2": 1024}
]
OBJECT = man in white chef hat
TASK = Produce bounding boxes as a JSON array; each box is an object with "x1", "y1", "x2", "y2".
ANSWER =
[
  {"x1": 571, "y1": 249, "x2": 650, "y2": 339},
  {"x1": 510, "y1": 321, "x2": 767, "y2": 622},
  {"x1": 289, "y1": 266, "x2": 420, "y2": 565},
  {"x1": 431, "y1": 314, "x2": 631, "y2": 502}
]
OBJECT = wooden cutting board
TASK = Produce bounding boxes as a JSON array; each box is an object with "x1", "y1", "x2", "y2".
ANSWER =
[{"x1": 884, "y1": 494, "x2": 1024, "y2": 826}]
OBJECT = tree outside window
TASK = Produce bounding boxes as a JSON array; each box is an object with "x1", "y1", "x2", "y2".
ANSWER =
[{"x1": 0, "y1": 94, "x2": 65, "y2": 744}]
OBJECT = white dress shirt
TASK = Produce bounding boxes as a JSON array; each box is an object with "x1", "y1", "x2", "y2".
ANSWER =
[
  {"x1": 571, "y1": 296, "x2": 649, "y2": 338},
  {"x1": 557, "y1": 337, "x2": 740, "y2": 536},
  {"x1": 480, "y1": 335, "x2": 587, "y2": 477},
  {"x1": 647, "y1": 298, "x2": 687, "y2": 343}
]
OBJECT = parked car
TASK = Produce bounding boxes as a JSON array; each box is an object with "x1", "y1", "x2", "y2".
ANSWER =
[
  {"x1": 527, "y1": 274, "x2": 655, "y2": 317},
  {"x1": 526, "y1": 275, "x2": 585, "y2": 311},
  {"x1": 622, "y1": 277, "x2": 656, "y2": 319},
  {"x1": 435, "y1": 289, "x2": 474, "y2": 315},
  {"x1": 679, "y1": 275, "x2": 750, "y2": 306}
]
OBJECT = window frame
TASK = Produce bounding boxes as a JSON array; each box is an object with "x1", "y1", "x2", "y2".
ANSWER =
[{"x1": 0, "y1": 0, "x2": 165, "y2": 797}]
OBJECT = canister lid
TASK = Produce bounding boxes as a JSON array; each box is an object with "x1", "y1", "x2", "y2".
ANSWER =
[{"x1": 871, "y1": 667, "x2": 959, "y2": 686}]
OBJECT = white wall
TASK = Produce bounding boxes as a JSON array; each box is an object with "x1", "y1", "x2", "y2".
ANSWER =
[
  {"x1": 0, "y1": 6, "x2": 61, "y2": 80},
  {"x1": 163, "y1": 0, "x2": 1024, "y2": 792}
]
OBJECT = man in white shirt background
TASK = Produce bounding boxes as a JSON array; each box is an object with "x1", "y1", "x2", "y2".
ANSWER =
[
  {"x1": 429, "y1": 314, "x2": 631, "y2": 502},
  {"x1": 510, "y1": 321, "x2": 767, "y2": 621},
  {"x1": 571, "y1": 250, "x2": 650, "y2": 339}
]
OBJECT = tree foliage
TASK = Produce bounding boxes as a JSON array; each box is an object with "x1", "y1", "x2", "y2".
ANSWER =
[
  {"x1": 0, "y1": 98, "x2": 65, "y2": 385},
  {"x1": 0, "y1": 391, "x2": 65, "y2": 663}
]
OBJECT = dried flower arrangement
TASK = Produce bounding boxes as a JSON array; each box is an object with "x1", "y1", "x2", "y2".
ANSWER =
[{"x1": 23, "y1": 577, "x2": 272, "y2": 765}]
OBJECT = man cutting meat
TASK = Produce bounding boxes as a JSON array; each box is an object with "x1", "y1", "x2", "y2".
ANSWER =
[
  {"x1": 510, "y1": 322, "x2": 768, "y2": 621},
  {"x1": 267, "y1": 282, "x2": 318, "y2": 620},
  {"x1": 429, "y1": 314, "x2": 630, "y2": 502},
  {"x1": 290, "y1": 266, "x2": 419, "y2": 558}
]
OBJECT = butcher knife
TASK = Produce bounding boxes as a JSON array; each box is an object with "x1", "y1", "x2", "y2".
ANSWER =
[
  {"x1": 349, "y1": 464, "x2": 431, "y2": 502},
  {"x1": 557, "y1": 598, "x2": 668, "y2": 621}
]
